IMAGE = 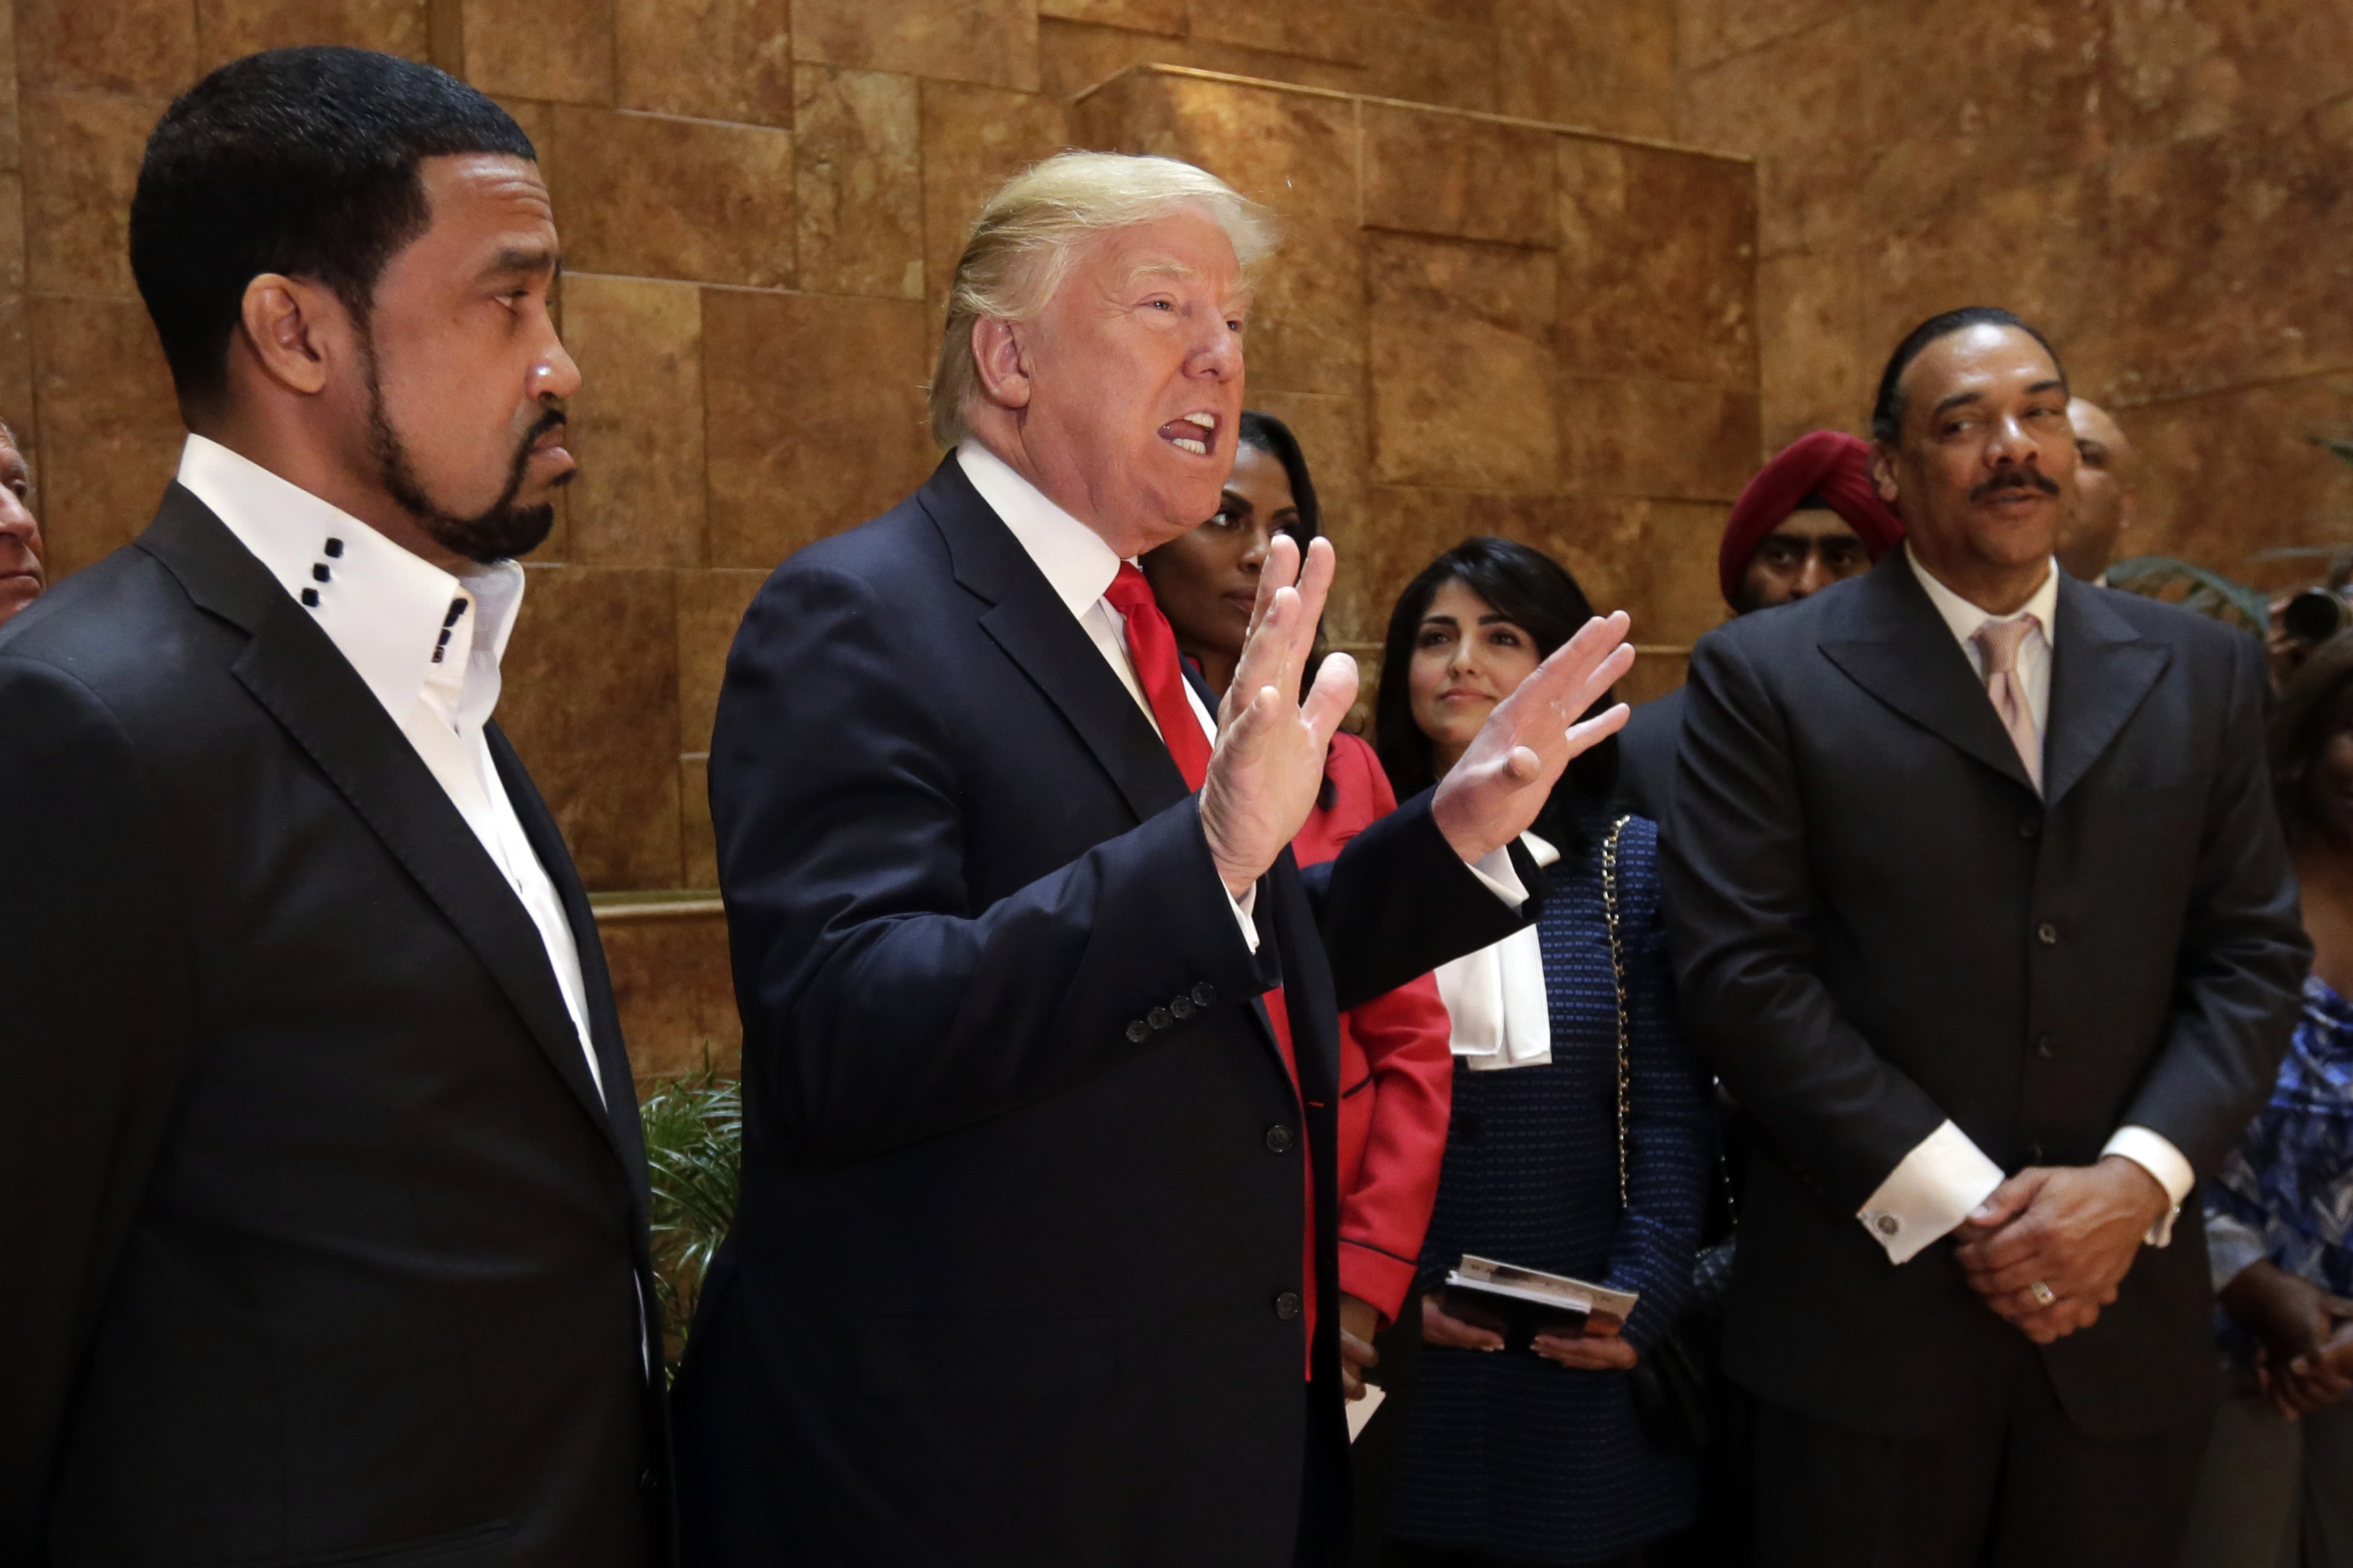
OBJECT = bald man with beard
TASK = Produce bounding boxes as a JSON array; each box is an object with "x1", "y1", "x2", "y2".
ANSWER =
[{"x1": 2057, "y1": 398, "x2": 2138, "y2": 584}]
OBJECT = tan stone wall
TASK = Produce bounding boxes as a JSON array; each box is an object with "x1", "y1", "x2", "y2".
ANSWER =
[
  {"x1": 1676, "y1": 1, "x2": 2353, "y2": 587},
  {"x1": 0, "y1": 2, "x2": 1729, "y2": 1085}
]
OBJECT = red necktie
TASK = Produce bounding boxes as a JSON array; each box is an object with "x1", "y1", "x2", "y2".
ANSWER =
[
  {"x1": 1101, "y1": 564, "x2": 1317, "y2": 1368},
  {"x1": 1103, "y1": 564, "x2": 1214, "y2": 790}
]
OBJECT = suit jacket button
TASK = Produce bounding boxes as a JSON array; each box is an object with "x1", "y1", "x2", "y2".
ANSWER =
[
  {"x1": 1171, "y1": 995, "x2": 1195, "y2": 1020},
  {"x1": 1148, "y1": 1006, "x2": 1172, "y2": 1031},
  {"x1": 1125, "y1": 1020, "x2": 1150, "y2": 1044},
  {"x1": 1193, "y1": 982, "x2": 1218, "y2": 1007},
  {"x1": 2036, "y1": 1034, "x2": 2056, "y2": 1059},
  {"x1": 1265, "y1": 1124, "x2": 1295, "y2": 1154},
  {"x1": 1273, "y1": 1291, "x2": 1303, "y2": 1321},
  {"x1": 2020, "y1": 817, "x2": 2041, "y2": 838},
  {"x1": 2030, "y1": 1141, "x2": 2046, "y2": 1163},
  {"x1": 2036, "y1": 921, "x2": 2059, "y2": 945}
]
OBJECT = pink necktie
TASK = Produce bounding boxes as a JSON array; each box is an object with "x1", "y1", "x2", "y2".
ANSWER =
[{"x1": 1972, "y1": 617, "x2": 2043, "y2": 794}]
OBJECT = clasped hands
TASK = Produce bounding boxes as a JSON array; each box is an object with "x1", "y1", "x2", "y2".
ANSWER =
[
  {"x1": 1951, "y1": 1155, "x2": 2173, "y2": 1346},
  {"x1": 1197, "y1": 534, "x2": 1635, "y2": 898}
]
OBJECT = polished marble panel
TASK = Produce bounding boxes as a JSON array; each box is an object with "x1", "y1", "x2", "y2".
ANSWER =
[
  {"x1": 500, "y1": 563, "x2": 684, "y2": 891},
  {"x1": 793, "y1": 0, "x2": 1040, "y2": 92},
  {"x1": 795, "y1": 65, "x2": 925, "y2": 301},
  {"x1": 1188, "y1": 0, "x2": 1362, "y2": 65},
  {"x1": 918, "y1": 81, "x2": 1070, "y2": 319},
  {"x1": 1557, "y1": 137, "x2": 1756, "y2": 389},
  {"x1": 29, "y1": 296, "x2": 184, "y2": 580},
  {"x1": 17, "y1": 0, "x2": 196, "y2": 97},
  {"x1": 1361, "y1": 101, "x2": 1555, "y2": 247},
  {"x1": 703, "y1": 289, "x2": 936, "y2": 570},
  {"x1": 599, "y1": 910, "x2": 743, "y2": 1084},
  {"x1": 552, "y1": 106, "x2": 795, "y2": 289},
  {"x1": 615, "y1": 0, "x2": 791, "y2": 125},
  {"x1": 561, "y1": 274, "x2": 706, "y2": 568},
  {"x1": 464, "y1": 0, "x2": 615, "y2": 104},
  {"x1": 1367, "y1": 235, "x2": 1558, "y2": 493},
  {"x1": 1355, "y1": 9, "x2": 1497, "y2": 114},
  {"x1": 1495, "y1": 0, "x2": 1675, "y2": 138},
  {"x1": 196, "y1": 0, "x2": 430, "y2": 69},
  {"x1": 1559, "y1": 375, "x2": 1759, "y2": 503},
  {"x1": 24, "y1": 94, "x2": 162, "y2": 298}
]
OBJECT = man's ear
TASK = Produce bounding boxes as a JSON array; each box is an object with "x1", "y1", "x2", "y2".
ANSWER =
[
  {"x1": 235, "y1": 273, "x2": 338, "y2": 397},
  {"x1": 1869, "y1": 442, "x2": 1901, "y2": 507},
  {"x1": 969, "y1": 317, "x2": 1032, "y2": 413}
]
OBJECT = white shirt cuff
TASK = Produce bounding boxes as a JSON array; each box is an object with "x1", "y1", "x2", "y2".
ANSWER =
[
  {"x1": 1228, "y1": 882, "x2": 1260, "y2": 954},
  {"x1": 1857, "y1": 1120, "x2": 2006, "y2": 1265},
  {"x1": 2204, "y1": 1210, "x2": 2268, "y2": 1292},
  {"x1": 2102, "y1": 1126, "x2": 2194, "y2": 1247},
  {"x1": 1468, "y1": 844, "x2": 1527, "y2": 911}
]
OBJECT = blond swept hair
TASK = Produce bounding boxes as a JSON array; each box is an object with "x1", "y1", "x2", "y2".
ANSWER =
[{"x1": 928, "y1": 151, "x2": 1277, "y2": 448}]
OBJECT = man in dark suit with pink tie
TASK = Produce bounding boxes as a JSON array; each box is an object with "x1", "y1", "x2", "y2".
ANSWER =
[{"x1": 673, "y1": 151, "x2": 1637, "y2": 1567}]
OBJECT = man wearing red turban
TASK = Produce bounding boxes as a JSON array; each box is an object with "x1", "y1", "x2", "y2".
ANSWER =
[{"x1": 1616, "y1": 430, "x2": 1907, "y2": 820}]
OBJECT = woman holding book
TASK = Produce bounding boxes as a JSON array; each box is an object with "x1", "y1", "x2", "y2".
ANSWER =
[{"x1": 1372, "y1": 538, "x2": 1713, "y2": 1568}]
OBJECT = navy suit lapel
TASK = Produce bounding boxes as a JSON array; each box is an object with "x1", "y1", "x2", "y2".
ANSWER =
[
  {"x1": 137, "y1": 486, "x2": 631, "y2": 1171},
  {"x1": 918, "y1": 456, "x2": 1191, "y2": 825},
  {"x1": 2043, "y1": 576, "x2": 2171, "y2": 808},
  {"x1": 1818, "y1": 552, "x2": 2041, "y2": 796}
]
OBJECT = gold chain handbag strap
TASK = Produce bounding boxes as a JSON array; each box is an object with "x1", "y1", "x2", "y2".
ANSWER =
[{"x1": 1600, "y1": 814, "x2": 1634, "y2": 1210}]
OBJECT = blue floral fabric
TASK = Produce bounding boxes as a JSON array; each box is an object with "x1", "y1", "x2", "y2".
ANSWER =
[{"x1": 2208, "y1": 975, "x2": 2353, "y2": 1297}]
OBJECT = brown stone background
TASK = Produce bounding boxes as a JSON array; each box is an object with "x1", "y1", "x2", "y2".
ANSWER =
[{"x1": 5, "y1": 0, "x2": 2346, "y2": 1082}]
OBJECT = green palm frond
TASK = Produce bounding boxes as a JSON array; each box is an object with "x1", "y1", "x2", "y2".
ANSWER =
[
  {"x1": 2103, "y1": 555, "x2": 2271, "y2": 634},
  {"x1": 639, "y1": 1065, "x2": 744, "y2": 1372}
]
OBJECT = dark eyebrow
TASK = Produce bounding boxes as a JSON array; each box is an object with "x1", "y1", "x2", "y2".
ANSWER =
[
  {"x1": 2027, "y1": 378, "x2": 2065, "y2": 397},
  {"x1": 1476, "y1": 613, "x2": 1519, "y2": 626},
  {"x1": 1219, "y1": 489, "x2": 1250, "y2": 514},
  {"x1": 1419, "y1": 612, "x2": 1460, "y2": 627},
  {"x1": 1931, "y1": 390, "x2": 1985, "y2": 419},
  {"x1": 2078, "y1": 438, "x2": 2110, "y2": 462},
  {"x1": 479, "y1": 244, "x2": 559, "y2": 283}
]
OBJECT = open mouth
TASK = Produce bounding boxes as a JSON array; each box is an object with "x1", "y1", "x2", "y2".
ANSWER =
[{"x1": 1157, "y1": 411, "x2": 1219, "y2": 457}]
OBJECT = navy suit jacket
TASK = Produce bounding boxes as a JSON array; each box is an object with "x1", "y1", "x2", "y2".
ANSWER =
[{"x1": 674, "y1": 457, "x2": 1528, "y2": 1566}]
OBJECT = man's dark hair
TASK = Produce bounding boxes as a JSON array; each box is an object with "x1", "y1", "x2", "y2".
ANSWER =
[
  {"x1": 129, "y1": 47, "x2": 534, "y2": 407},
  {"x1": 2270, "y1": 632, "x2": 2353, "y2": 852},
  {"x1": 1235, "y1": 410, "x2": 1320, "y2": 549},
  {"x1": 1373, "y1": 536, "x2": 1619, "y2": 853},
  {"x1": 1869, "y1": 306, "x2": 2069, "y2": 447}
]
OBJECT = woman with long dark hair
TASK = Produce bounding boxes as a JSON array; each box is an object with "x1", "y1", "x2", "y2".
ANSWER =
[
  {"x1": 1142, "y1": 411, "x2": 1457, "y2": 1411},
  {"x1": 1373, "y1": 537, "x2": 1713, "y2": 1568}
]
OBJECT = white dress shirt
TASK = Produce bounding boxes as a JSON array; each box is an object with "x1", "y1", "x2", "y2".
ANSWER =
[
  {"x1": 955, "y1": 442, "x2": 1529, "y2": 946},
  {"x1": 176, "y1": 434, "x2": 605, "y2": 1102},
  {"x1": 1855, "y1": 548, "x2": 2193, "y2": 1264},
  {"x1": 1437, "y1": 831, "x2": 1561, "y2": 1071}
]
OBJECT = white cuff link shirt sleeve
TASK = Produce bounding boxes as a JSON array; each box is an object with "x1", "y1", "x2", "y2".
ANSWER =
[
  {"x1": 1858, "y1": 1120, "x2": 2007, "y2": 1265},
  {"x1": 2102, "y1": 1125, "x2": 2196, "y2": 1247}
]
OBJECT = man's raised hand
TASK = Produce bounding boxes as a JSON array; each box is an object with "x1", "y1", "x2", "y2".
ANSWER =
[
  {"x1": 1429, "y1": 613, "x2": 1636, "y2": 865},
  {"x1": 1197, "y1": 534, "x2": 1359, "y2": 898}
]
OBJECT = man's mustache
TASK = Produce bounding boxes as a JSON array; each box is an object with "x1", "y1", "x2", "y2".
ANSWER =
[{"x1": 1970, "y1": 468, "x2": 2060, "y2": 503}]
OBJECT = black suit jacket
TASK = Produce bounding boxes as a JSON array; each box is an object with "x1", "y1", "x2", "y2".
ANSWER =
[
  {"x1": 1661, "y1": 550, "x2": 2307, "y2": 1439},
  {"x1": 1611, "y1": 683, "x2": 1687, "y2": 825},
  {"x1": 674, "y1": 457, "x2": 1527, "y2": 1566},
  {"x1": 0, "y1": 488, "x2": 667, "y2": 1566}
]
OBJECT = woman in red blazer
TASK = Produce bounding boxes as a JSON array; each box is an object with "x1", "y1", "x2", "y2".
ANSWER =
[{"x1": 1142, "y1": 410, "x2": 1455, "y2": 1399}]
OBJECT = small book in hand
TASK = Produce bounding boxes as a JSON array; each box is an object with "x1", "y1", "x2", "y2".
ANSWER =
[{"x1": 1439, "y1": 1253, "x2": 1640, "y2": 1354}]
